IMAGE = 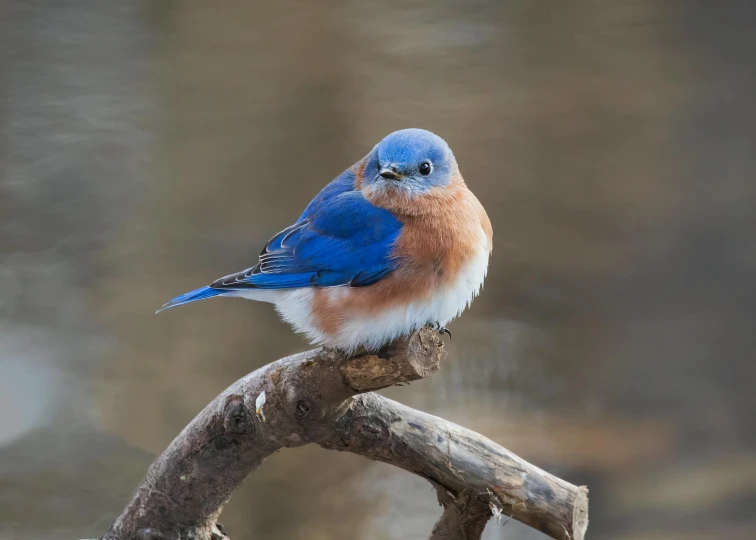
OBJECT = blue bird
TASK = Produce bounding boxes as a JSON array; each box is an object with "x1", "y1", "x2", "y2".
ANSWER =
[{"x1": 160, "y1": 129, "x2": 492, "y2": 351}]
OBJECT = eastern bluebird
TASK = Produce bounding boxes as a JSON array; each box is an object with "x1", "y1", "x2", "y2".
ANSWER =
[{"x1": 160, "y1": 129, "x2": 493, "y2": 351}]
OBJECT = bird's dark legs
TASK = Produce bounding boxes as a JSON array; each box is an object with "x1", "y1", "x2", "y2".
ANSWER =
[{"x1": 431, "y1": 321, "x2": 452, "y2": 340}]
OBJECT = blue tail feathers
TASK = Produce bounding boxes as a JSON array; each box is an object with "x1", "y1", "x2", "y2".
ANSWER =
[{"x1": 157, "y1": 286, "x2": 224, "y2": 313}]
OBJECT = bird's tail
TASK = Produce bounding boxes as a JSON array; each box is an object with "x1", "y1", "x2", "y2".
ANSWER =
[{"x1": 156, "y1": 286, "x2": 223, "y2": 313}]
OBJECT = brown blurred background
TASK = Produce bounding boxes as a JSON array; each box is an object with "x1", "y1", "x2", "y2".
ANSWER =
[{"x1": 1, "y1": 1, "x2": 755, "y2": 539}]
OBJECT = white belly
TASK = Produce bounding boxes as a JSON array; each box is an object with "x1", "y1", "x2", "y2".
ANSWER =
[{"x1": 239, "y1": 227, "x2": 490, "y2": 351}]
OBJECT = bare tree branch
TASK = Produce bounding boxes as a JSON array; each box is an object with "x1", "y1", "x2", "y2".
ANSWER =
[
  {"x1": 102, "y1": 328, "x2": 588, "y2": 540},
  {"x1": 428, "y1": 487, "x2": 492, "y2": 540}
]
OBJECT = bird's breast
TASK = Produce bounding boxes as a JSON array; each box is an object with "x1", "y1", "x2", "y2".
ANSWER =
[
  {"x1": 392, "y1": 182, "x2": 492, "y2": 286},
  {"x1": 299, "y1": 184, "x2": 492, "y2": 348}
]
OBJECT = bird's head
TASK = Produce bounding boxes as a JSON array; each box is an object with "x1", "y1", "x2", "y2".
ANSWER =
[{"x1": 360, "y1": 129, "x2": 461, "y2": 212}]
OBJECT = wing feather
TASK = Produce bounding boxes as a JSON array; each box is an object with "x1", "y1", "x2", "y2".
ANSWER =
[{"x1": 210, "y1": 172, "x2": 401, "y2": 291}]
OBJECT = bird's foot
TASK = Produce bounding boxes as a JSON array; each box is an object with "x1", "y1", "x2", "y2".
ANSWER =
[{"x1": 431, "y1": 322, "x2": 452, "y2": 340}]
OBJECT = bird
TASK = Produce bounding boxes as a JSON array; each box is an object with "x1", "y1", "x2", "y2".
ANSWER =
[{"x1": 159, "y1": 128, "x2": 492, "y2": 352}]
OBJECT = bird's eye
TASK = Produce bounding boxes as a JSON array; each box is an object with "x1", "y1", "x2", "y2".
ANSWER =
[{"x1": 419, "y1": 161, "x2": 432, "y2": 176}]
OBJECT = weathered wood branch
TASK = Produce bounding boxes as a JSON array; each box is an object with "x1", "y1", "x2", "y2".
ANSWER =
[
  {"x1": 102, "y1": 328, "x2": 588, "y2": 540},
  {"x1": 428, "y1": 486, "x2": 492, "y2": 540}
]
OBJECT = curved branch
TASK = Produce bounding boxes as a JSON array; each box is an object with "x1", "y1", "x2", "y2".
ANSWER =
[
  {"x1": 102, "y1": 328, "x2": 588, "y2": 540},
  {"x1": 319, "y1": 393, "x2": 589, "y2": 540}
]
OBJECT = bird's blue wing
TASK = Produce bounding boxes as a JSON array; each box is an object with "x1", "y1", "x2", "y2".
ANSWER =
[
  {"x1": 159, "y1": 169, "x2": 402, "y2": 312},
  {"x1": 210, "y1": 173, "x2": 402, "y2": 291}
]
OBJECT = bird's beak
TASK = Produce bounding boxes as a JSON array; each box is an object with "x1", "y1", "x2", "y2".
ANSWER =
[{"x1": 379, "y1": 167, "x2": 402, "y2": 180}]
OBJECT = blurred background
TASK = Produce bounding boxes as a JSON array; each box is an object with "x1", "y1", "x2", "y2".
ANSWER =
[{"x1": 1, "y1": 1, "x2": 755, "y2": 539}]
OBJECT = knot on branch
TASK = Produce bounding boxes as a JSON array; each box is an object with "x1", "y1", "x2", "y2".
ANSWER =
[
  {"x1": 351, "y1": 414, "x2": 391, "y2": 450},
  {"x1": 295, "y1": 398, "x2": 312, "y2": 419},
  {"x1": 223, "y1": 396, "x2": 255, "y2": 436},
  {"x1": 290, "y1": 393, "x2": 320, "y2": 430}
]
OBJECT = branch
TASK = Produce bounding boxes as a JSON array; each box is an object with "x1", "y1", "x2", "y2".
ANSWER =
[
  {"x1": 102, "y1": 328, "x2": 588, "y2": 540},
  {"x1": 428, "y1": 487, "x2": 492, "y2": 540}
]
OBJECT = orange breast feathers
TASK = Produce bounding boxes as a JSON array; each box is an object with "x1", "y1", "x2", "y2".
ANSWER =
[
  {"x1": 385, "y1": 175, "x2": 492, "y2": 296},
  {"x1": 310, "y1": 174, "x2": 492, "y2": 336}
]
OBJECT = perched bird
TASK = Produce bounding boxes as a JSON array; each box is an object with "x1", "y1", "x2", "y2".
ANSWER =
[{"x1": 160, "y1": 129, "x2": 492, "y2": 351}]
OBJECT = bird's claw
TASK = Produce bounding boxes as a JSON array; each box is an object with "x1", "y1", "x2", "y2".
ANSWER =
[{"x1": 430, "y1": 322, "x2": 451, "y2": 340}]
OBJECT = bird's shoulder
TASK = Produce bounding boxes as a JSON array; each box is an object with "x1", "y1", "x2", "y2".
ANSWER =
[
  {"x1": 297, "y1": 163, "x2": 402, "y2": 241},
  {"x1": 209, "y1": 165, "x2": 404, "y2": 291}
]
